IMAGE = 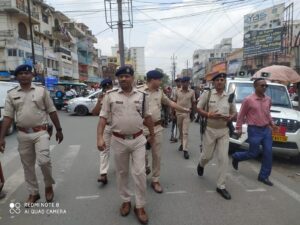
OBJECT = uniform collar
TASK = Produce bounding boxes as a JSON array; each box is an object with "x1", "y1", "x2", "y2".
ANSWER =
[
  {"x1": 144, "y1": 84, "x2": 159, "y2": 92},
  {"x1": 17, "y1": 83, "x2": 36, "y2": 92},
  {"x1": 180, "y1": 88, "x2": 190, "y2": 92},
  {"x1": 211, "y1": 88, "x2": 227, "y2": 96},
  {"x1": 118, "y1": 87, "x2": 137, "y2": 95}
]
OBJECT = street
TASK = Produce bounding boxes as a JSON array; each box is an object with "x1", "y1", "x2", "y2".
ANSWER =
[{"x1": 0, "y1": 111, "x2": 300, "y2": 225}]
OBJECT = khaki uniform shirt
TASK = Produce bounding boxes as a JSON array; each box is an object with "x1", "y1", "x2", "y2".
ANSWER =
[
  {"x1": 4, "y1": 84, "x2": 56, "y2": 128},
  {"x1": 139, "y1": 84, "x2": 172, "y2": 134},
  {"x1": 174, "y1": 88, "x2": 196, "y2": 114},
  {"x1": 197, "y1": 89, "x2": 237, "y2": 129},
  {"x1": 100, "y1": 88, "x2": 151, "y2": 134}
]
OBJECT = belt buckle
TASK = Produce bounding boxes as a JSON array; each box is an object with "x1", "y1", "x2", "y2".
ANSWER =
[
  {"x1": 125, "y1": 135, "x2": 134, "y2": 140},
  {"x1": 27, "y1": 128, "x2": 34, "y2": 133}
]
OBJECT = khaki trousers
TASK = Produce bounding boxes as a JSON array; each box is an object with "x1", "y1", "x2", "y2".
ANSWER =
[
  {"x1": 99, "y1": 126, "x2": 112, "y2": 175},
  {"x1": 199, "y1": 126, "x2": 229, "y2": 189},
  {"x1": 177, "y1": 113, "x2": 190, "y2": 151},
  {"x1": 17, "y1": 130, "x2": 55, "y2": 195},
  {"x1": 111, "y1": 134, "x2": 147, "y2": 208},
  {"x1": 145, "y1": 129, "x2": 163, "y2": 182}
]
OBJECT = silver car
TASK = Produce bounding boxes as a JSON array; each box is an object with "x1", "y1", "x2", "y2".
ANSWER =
[{"x1": 66, "y1": 90, "x2": 103, "y2": 116}]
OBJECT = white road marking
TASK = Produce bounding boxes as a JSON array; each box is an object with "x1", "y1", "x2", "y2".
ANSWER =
[
  {"x1": 0, "y1": 145, "x2": 55, "y2": 204},
  {"x1": 165, "y1": 190, "x2": 187, "y2": 194},
  {"x1": 249, "y1": 165, "x2": 300, "y2": 203},
  {"x1": 205, "y1": 190, "x2": 216, "y2": 193},
  {"x1": 53, "y1": 145, "x2": 81, "y2": 190},
  {"x1": 246, "y1": 188, "x2": 266, "y2": 192},
  {"x1": 75, "y1": 195, "x2": 100, "y2": 200},
  {"x1": 1, "y1": 147, "x2": 19, "y2": 167}
]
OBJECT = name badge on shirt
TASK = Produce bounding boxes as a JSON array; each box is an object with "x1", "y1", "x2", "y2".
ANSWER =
[
  {"x1": 116, "y1": 101, "x2": 123, "y2": 104},
  {"x1": 13, "y1": 97, "x2": 21, "y2": 100}
]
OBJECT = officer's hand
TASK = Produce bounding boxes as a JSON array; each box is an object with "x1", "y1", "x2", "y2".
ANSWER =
[
  {"x1": 97, "y1": 137, "x2": 106, "y2": 151},
  {"x1": 56, "y1": 131, "x2": 64, "y2": 144},
  {"x1": 236, "y1": 130, "x2": 243, "y2": 139},
  {"x1": 148, "y1": 134, "x2": 155, "y2": 147},
  {"x1": 208, "y1": 112, "x2": 223, "y2": 119},
  {"x1": 0, "y1": 139, "x2": 5, "y2": 153}
]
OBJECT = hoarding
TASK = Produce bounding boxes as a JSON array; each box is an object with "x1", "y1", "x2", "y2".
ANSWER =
[{"x1": 244, "y1": 27, "x2": 283, "y2": 57}]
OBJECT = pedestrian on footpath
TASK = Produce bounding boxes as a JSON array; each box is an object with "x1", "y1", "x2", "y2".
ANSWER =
[
  {"x1": 0, "y1": 64, "x2": 63, "y2": 205},
  {"x1": 139, "y1": 70, "x2": 190, "y2": 194},
  {"x1": 174, "y1": 76, "x2": 196, "y2": 159},
  {"x1": 97, "y1": 66, "x2": 155, "y2": 224},
  {"x1": 197, "y1": 73, "x2": 237, "y2": 200},
  {"x1": 232, "y1": 78, "x2": 275, "y2": 186},
  {"x1": 92, "y1": 79, "x2": 113, "y2": 185},
  {"x1": 170, "y1": 78, "x2": 182, "y2": 143}
]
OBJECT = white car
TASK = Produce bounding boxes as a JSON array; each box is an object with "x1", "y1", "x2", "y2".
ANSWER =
[
  {"x1": 227, "y1": 79, "x2": 300, "y2": 157},
  {"x1": 0, "y1": 81, "x2": 18, "y2": 135},
  {"x1": 66, "y1": 89, "x2": 102, "y2": 116}
]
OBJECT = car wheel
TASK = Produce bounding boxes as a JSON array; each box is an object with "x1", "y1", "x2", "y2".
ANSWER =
[{"x1": 75, "y1": 105, "x2": 88, "y2": 116}]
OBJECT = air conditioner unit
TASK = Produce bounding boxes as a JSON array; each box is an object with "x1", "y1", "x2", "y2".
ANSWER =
[
  {"x1": 34, "y1": 25, "x2": 39, "y2": 32},
  {"x1": 44, "y1": 30, "x2": 50, "y2": 35}
]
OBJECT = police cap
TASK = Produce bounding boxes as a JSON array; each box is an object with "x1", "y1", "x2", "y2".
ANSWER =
[
  {"x1": 115, "y1": 66, "x2": 134, "y2": 77},
  {"x1": 212, "y1": 73, "x2": 227, "y2": 81},
  {"x1": 15, "y1": 64, "x2": 33, "y2": 76},
  {"x1": 146, "y1": 70, "x2": 163, "y2": 79}
]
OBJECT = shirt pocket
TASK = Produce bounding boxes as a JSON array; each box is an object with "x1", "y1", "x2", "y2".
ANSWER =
[
  {"x1": 111, "y1": 101, "x2": 124, "y2": 116},
  {"x1": 11, "y1": 94, "x2": 24, "y2": 110},
  {"x1": 32, "y1": 94, "x2": 46, "y2": 111}
]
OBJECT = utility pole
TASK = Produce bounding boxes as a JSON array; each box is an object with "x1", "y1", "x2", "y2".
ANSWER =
[
  {"x1": 171, "y1": 54, "x2": 177, "y2": 86},
  {"x1": 105, "y1": 0, "x2": 133, "y2": 68},
  {"x1": 27, "y1": 0, "x2": 36, "y2": 71},
  {"x1": 186, "y1": 60, "x2": 189, "y2": 76},
  {"x1": 117, "y1": 0, "x2": 125, "y2": 67}
]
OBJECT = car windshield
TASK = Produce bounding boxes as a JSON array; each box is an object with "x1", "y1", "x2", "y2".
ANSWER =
[{"x1": 228, "y1": 82, "x2": 292, "y2": 109}]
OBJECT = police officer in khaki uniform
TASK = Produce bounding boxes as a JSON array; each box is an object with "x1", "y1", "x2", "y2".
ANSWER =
[
  {"x1": 174, "y1": 76, "x2": 196, "y2": 159},
  {"x1": 92, "y1": 79, "x2": 113, "y2": 185},
  {"x1": 170, "y1": 78, "x2": 181, "y2": 142},
  {"x1": 197, "y1": 73, "x2": 237, "y2": 200},
  {"x1": 139, "y1": 70, "x2": 189, "y2": 194},
  {"x1": 0, "y1": 64, "x2": 63, "y2": 204},
  {"x1": 97, "y1": 66, "x2": 154, "y2": 225}
]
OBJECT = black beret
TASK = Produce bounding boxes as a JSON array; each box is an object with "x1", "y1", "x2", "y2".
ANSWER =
[
  {"x1": 101, "y1": 78, "x2": 113, "y2": 87},
  {"x1": 181, "y1": 76, "x2": 190, "y2": 82},
  {"x1": 146, "y1": 70, "x2": 163, "y2": 79},
  {"x1": 212, "y1": 73, "x2": 227, "y2": 81},
  {"x1": 15, "y1": 64, "x2": 32, "y2": 75},
  {"x1": 115, "y1": 66, "x2": 134, "y2": 76}
]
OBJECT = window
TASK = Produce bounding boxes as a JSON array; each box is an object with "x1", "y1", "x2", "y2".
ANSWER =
[
  {"x1": 210, "y1": 53, "x2": 214, "y2": 58},
  {"x1": 8, "y1": 49, "x2": 17, "y2": 56},
  {"x1": 18, "y1": 50, "x2": 24, "y2": 57},
  {"x1": 18, "y1": 22, "x2": 27, "y2": 40},
  {"x1": 42, "y1": 13, "x2": 49, "y2": 24},
  {"x1": 49, "y1": 40, "x2": 53, "y2": 47},
  {"x1": 62, "y1": 55, "x2": 67, "y2": 59}
]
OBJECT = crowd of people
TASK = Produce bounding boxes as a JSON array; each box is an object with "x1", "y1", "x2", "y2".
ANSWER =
[{"x1": 0, "y1": 64, "x2": 276, "y2": 225}]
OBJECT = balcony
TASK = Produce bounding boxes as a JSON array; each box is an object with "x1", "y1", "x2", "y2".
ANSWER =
[
  {"x1": 52, "y1": 26, "x2": 71, "y2": 42},
  {"x1": 77, "y1": 41, "x2": 93, "y2": 53},
  {"x1": 54, "y1": 46, "x2": 71, "y2": 56},
  {"x1": 0, "y1": 30, "x2": 14, "y2": 38}
]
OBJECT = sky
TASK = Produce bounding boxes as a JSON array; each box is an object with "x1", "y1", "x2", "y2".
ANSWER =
[{"x1": 45, "y1": 0, "x2": 300, "y2": 75}]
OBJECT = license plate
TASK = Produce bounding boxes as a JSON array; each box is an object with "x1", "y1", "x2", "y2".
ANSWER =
[{"x1": 272, "y1": 135, "x2": 288, "y2": 142}]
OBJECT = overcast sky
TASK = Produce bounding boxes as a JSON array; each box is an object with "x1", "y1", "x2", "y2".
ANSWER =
[{"x1": 45, "y1": 0, "x2": 300, "y2": 75}]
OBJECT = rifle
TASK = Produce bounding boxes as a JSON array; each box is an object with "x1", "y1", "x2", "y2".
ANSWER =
[{"x1": 200, "y1": 90, "x2": 211, "y2": 152}]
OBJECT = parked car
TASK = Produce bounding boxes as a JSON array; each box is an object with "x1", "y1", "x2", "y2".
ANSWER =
[
  {"x1": 226, "y1": 79, "x2": 300, "y2": 157},
  {"x1": 66, "y1": 89, "x2": 102, "y2": 116},
  {"x1": 0, "y1": 81, "x2": 18, "y2": 135}
]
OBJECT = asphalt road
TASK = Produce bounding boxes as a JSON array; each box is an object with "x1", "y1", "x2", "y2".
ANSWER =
[{"x1": 0, "y1": 111, "x2": 299, "y2": 225}]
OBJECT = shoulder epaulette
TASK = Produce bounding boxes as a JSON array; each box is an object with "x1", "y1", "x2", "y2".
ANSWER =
[
  {"x1": 107, "y1": 88, "x2": 118, "y2": 94},
  {"x1": 7, "y1": 86, "x2": 18, "y2": 93}
]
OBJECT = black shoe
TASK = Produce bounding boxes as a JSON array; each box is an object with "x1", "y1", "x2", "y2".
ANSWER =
[
  {"x1": 197, "y1": 163, "x2": 204, "y2": 176},
  {"x1": 183, "y1": 151, "x2": 189, "y2": 159},
  {"x1": 146, "y1": 167, "x2": 151, "y2": 175},
  {"x1": 178, "y1": 145, "x2": 183, "y2": 151},
  {"x1": 232, "y1": 158, "x2": 239, "y2": 170},
  {"x1": 216, "y1": 188, "x2": 231, "y2": 200},
  {"x1": 258, "y1": 177, "x2": 273, "y2": 186}
]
